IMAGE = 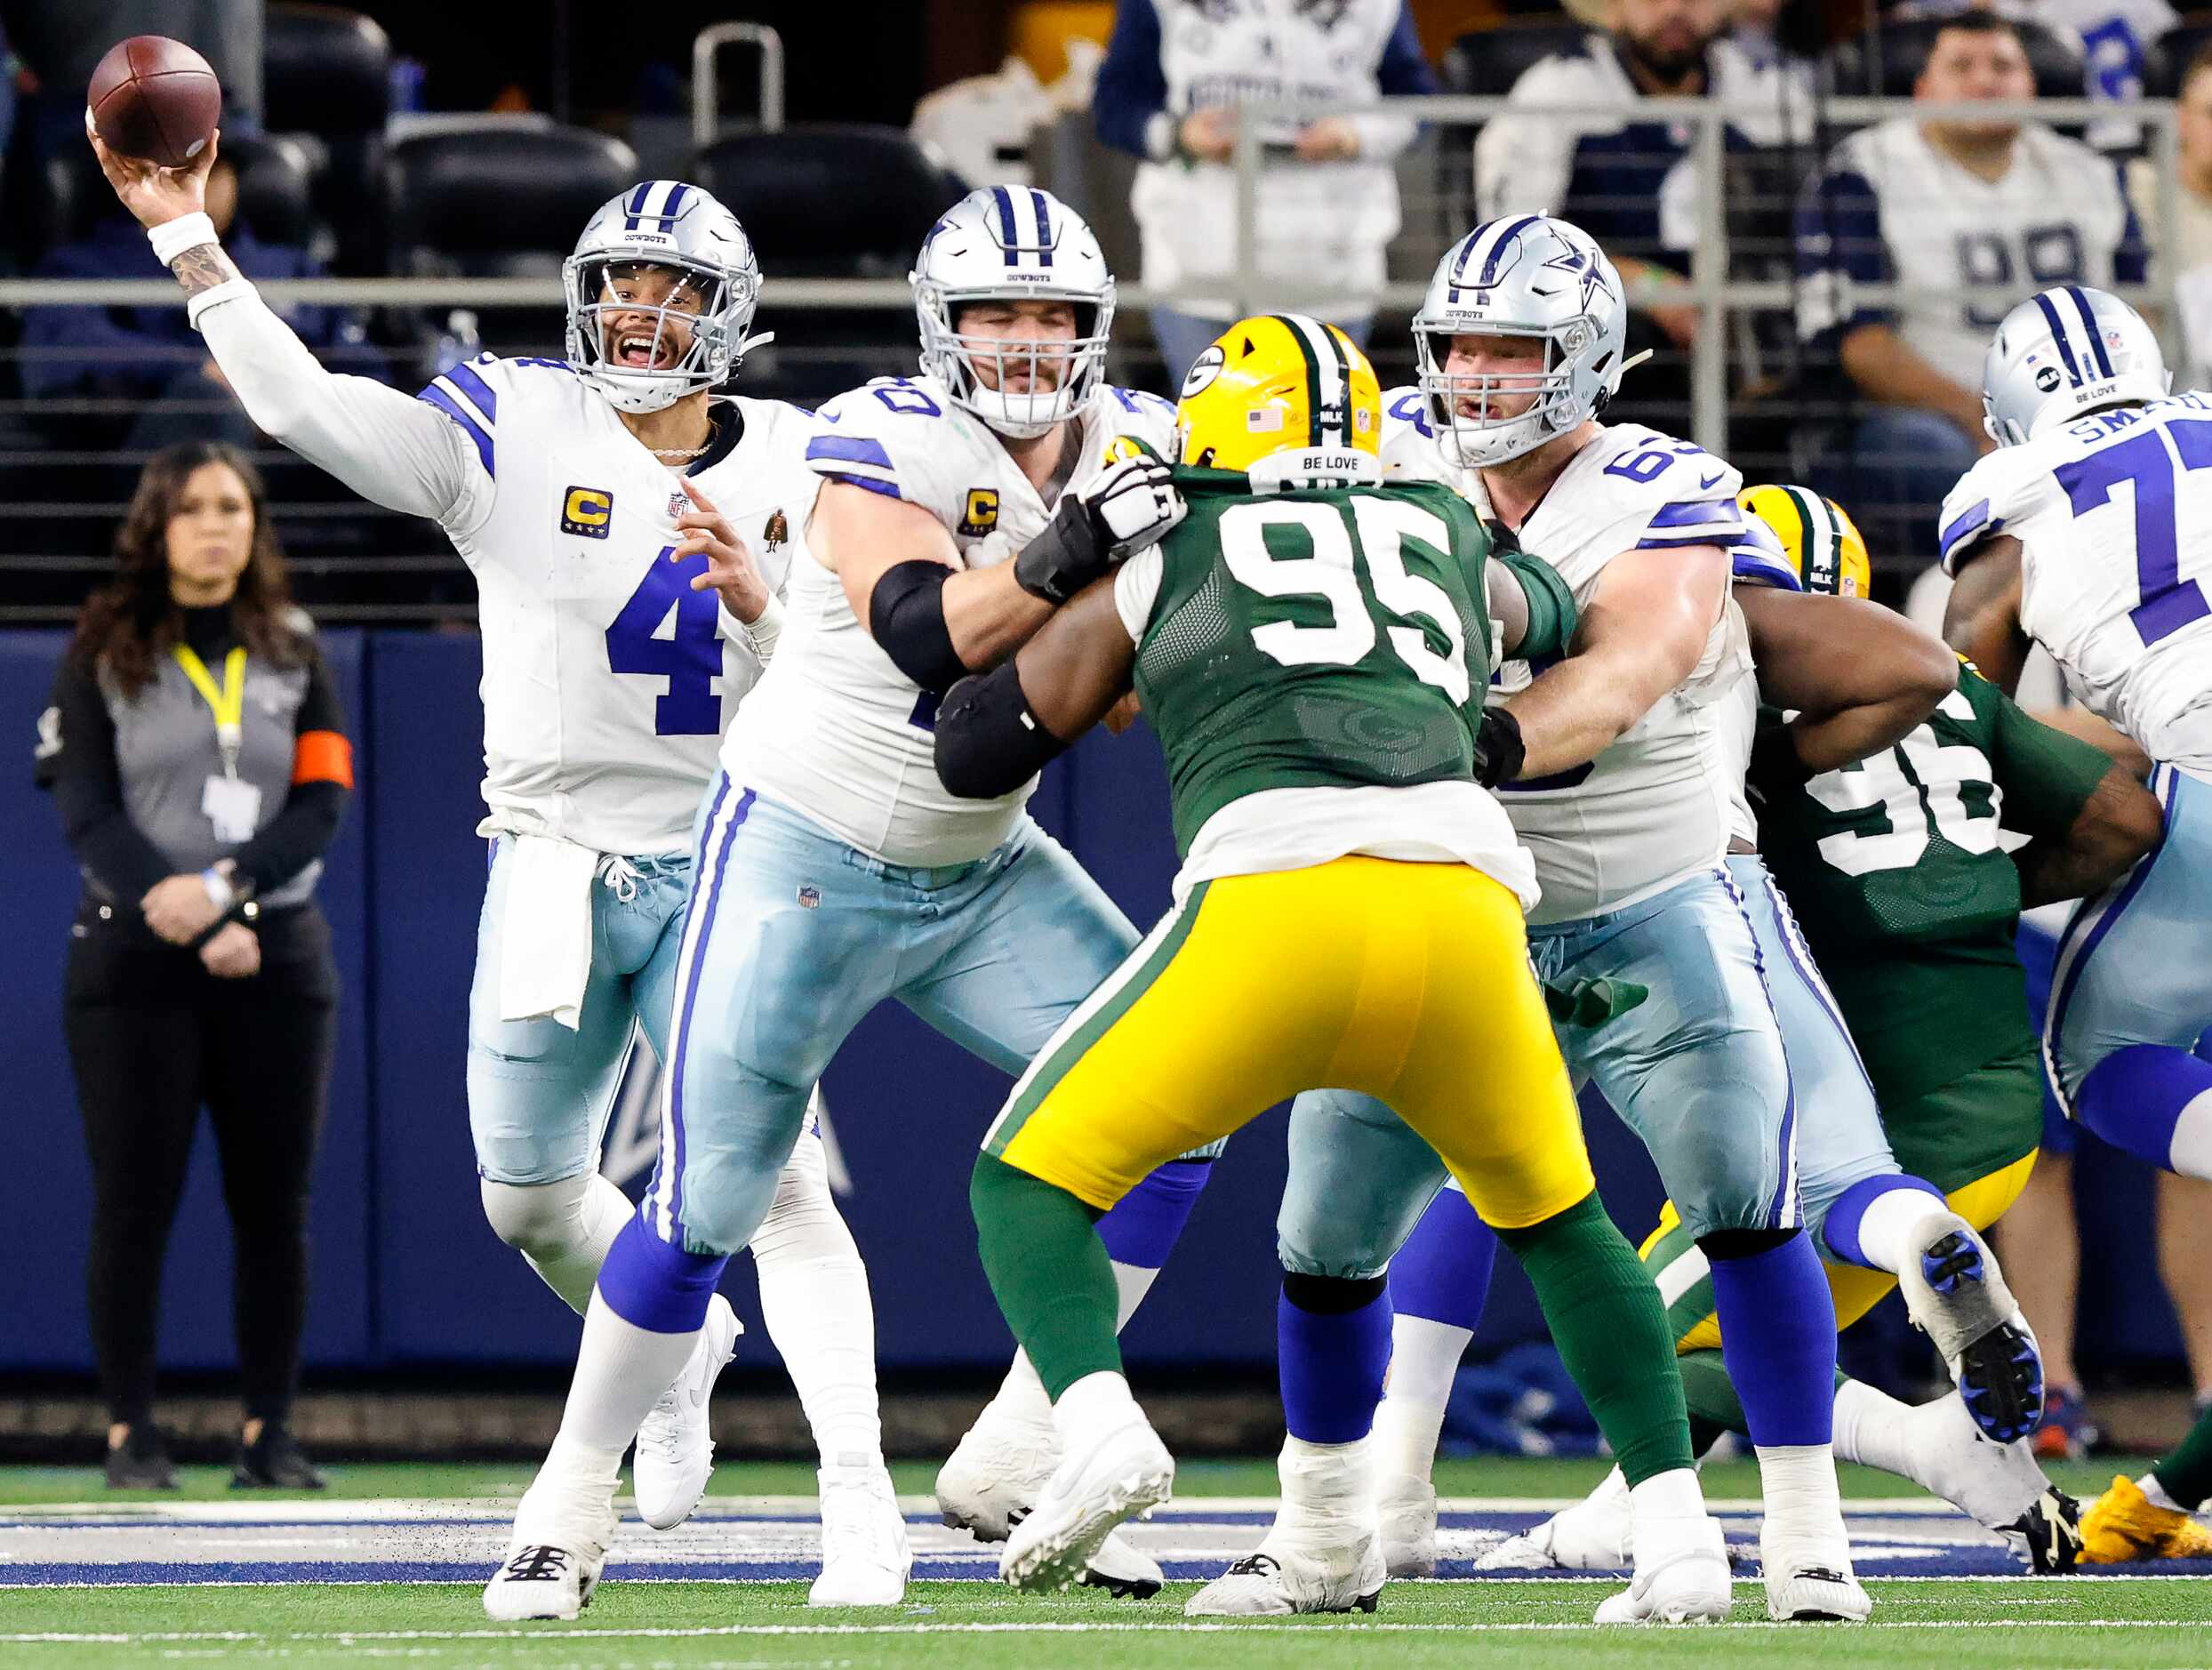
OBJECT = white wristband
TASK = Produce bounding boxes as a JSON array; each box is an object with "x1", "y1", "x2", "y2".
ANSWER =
[
  {"x1": 148, "y1": 212, "x2": 219, "y2": 268},
  {"x1": 185, "y1": 276, "x2": 254, "y2": 330},
  {"x1": 739, "y1": 592, "x2": 785, "y2": 662}
]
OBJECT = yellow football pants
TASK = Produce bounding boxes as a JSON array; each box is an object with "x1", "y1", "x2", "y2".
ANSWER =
[
  {"x1": 1649, "y1": 1150, "x2": 2041, "y2": 1353},
  {"x1": 983, "y1": 855, "x2": 1595, "y2": 1230}
]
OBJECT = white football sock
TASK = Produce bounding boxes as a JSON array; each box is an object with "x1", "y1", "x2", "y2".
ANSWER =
[
  {"x1": 1833, "y1": 1376, "x2": 2048, "y2": 1527},
  {"x1": 1753, "y1": 1442, "x2": 1844, "y2": 1554},
  {"x1": 1839, "y1": 1184, "x2": 1946, "y2": 1275},
  {"x1": 979, "y1": 1261, "x2": 1162, "y2": 1440},
  {"x1": 2141, "y1": 1472, "x2": 2186, "y2": 1512},
  {"x1": 1630, "y1": 1465, "x2": 1705, "y2": 1522},
  {"x1": 1053, "y1": 1370, "x2": 1142, "y2": 1452},
  {"x1": 750, "y1": 1127, "x2": 882, "y2": 1468},
  {"x1": 480, "y1": 1173, "x2": 633, "y2": 1316},
  {"x1": 1371, "y1": 1314, "x2": 1473, "y2": 1484},
  {"x1": 1278, "y1": 1434, "x2": 1374, "y2": 1539},
  {"x1": 561, "y1": 1289, "x2": 703, "y2": 1455},
  {"x1": 2170, "y1": 1088, "x2": 2212, "y2": 1182}
]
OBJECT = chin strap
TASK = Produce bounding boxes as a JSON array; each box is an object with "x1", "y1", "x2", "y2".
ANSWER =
[{"x1": 733, "y1": 329, "x2": 777, "y2": 357}]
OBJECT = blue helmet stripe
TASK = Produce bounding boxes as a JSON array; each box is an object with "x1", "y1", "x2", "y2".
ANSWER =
[
  {"x1": 1029, "y1": 189, "x2": 1054, "y2": 268},
  {"x1": 2032, "y1": 291, "x2": 2083, "y2": 386},
  {"x1": 991, "y1": 186, "x2": 1021, "y2": 265},
  {"x1": 2067, "y1": 285, "x2": 2113, "y2": 378},
  {"x1": 1478, "y1": 215, "x2": 1541, "y2": 287},
  {"x1": 662, "y1": 181, "x2": 689, "y2": 222},
  {"x1": 1446, "y1": 231, "x2": 1481, "y2": 303},
  {"x1": 624, "y1": 181, "x2": 653, "y2": 231}
]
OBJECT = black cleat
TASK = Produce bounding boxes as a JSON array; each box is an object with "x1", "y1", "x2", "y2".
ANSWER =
[
  {"x1": 232, "y1": 1425, "x2": 325, "y2": 1490},
  {"x1": 104, "y1": 1425, "x2": 176, "y2": 1491},
  {"x1": 2007, "y1": 1488, "x2": 2084, "y2": 1574}
]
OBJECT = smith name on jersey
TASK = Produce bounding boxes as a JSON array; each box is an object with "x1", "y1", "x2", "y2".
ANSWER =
[
  {"x1": 720, "y1": 373, "x2": 1179, "y2": 868},
  {"x1": 1940, "y1": 390, "x2": 2212, "y2": 771},
  {"x1": 415, "y1": 354, "x2": 816, "y2": 855},
  {"x1": 1382, "y1": 389, "x2": 1757, "y2": 924}
]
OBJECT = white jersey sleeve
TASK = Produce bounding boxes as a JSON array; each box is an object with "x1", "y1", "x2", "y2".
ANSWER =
[
  {"x1": 1498, "y1": 424, "x2": 1759, "y2": 924},
  {"x1": 1949, "y1": 394, "x2": 2212, "y2": 768},
  {"x1": 194, "y1": 281, "x2": 491, "y2": 535},
  {"x1": 802, "y1": 376, "x2": 990, "y2": 535}
]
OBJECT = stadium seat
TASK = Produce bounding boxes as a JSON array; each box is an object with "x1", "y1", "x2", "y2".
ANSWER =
[
  {"x1": 266, "y1": 3, "x2": 393, "y2": 274},
  {"x1": 690, "y1": 124, "x2": 966, "y2": 405},
  {"x1": 689, "y1": 124, "x2": 966, "y2": 278},
  {"x1": 1440, "y1": 22, "x2": 1588, "y2": 99},
  {"x1": 1826, "y1": 17, "x2": 2086, "y2": 100},
  {"x1": 384, "y1": 126, "x2": 640, "y2": 274},
  {"x1": 2144, "y1": 22, "x2": 2212, "y2": 98}
]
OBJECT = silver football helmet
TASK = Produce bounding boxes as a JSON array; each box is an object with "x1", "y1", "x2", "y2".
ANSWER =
[
  {"x1": 912, "y1": 186, "x2": 1115, "y2": 439},
  {"x1": 1413, "y1": 215, "x2": 1629, "y2": 468},
  {"x1": 563, "y1": 181, "x2": 773, "y2": 414},
  {"x1": 1982, "y1": 285, "x2": 2169, "y2": 446}
]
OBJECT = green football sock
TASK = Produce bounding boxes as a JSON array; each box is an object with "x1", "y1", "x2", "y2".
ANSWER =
[
  {"x1": 969, "y1": 1152, "x2": 1122, "y2": 1401},
  {"x1": 1679, "y1": 1347, "x2": 1850, "y2": 1451},
  {"x1": 1495, "y1": 1192, "x2": 1695, "y2": 1486},
  {"x1": 2152, "y1": 1400, "x2": 2212, "y2": 1510}
]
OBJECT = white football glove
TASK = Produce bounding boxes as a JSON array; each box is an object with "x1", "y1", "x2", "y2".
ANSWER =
[{"x1": 1078, "y1": 454, "x2": 1187, "y2": 561}]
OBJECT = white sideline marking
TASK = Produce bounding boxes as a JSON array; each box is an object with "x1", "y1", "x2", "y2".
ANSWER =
[{"x1": 1, "y1": 1618, "x2": 2204, "y2": 1644}]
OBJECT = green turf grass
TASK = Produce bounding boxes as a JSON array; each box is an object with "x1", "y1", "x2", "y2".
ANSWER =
[
  {"x1": 4, "y1": 1578, "x2": 2208, "y2": 1670},
  {"x1": 0, "y1": 1455, "x2": 2128, "y2": 1505}
]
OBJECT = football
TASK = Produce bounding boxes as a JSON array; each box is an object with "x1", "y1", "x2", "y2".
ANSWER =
[{"x1": 86, "y1": 35, "x2": 221, "y2": 168}]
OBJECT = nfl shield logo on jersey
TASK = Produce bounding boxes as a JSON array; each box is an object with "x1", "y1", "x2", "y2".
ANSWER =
[{"x1": 797, "y1": 884, "x2": 821, "y2": 910}]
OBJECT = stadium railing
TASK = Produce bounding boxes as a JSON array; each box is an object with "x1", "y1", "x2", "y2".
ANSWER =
[{"x1": 0, "y1": 94, "x2": 2183, "y2": 622}]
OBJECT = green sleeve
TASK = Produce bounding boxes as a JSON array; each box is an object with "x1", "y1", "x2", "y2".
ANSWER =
[
  {"x1": 1976, "y1": 668, "x2": 2119, "y2": 842},
  {"x1": 1499, "y1": 550, "x2": 1579, "y2": 662}
]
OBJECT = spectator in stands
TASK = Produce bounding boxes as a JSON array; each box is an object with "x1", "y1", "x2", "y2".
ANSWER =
[
  {"x1": 1472, "y1": 0, "x2": 1810, "y2": 380},
  {"x1": 1794, "y1": 10, "x2": 2146, "y2": 560},
  {"x1": 1093, "y1": 0, "x2": 1438, "y2": 384},
  {"x1": 2134, "y1": 44, "x2": 2212, "y2": 380},
  {"x1": 35, "y1": 441, "x2": 352, "y2": 1492},
  {"x1": 19, "y1": 151, "x2": 371, "y2": 453}
]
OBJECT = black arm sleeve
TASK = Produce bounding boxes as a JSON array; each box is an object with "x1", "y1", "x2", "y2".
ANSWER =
[
  {"x1": 934, "y1": 662, "x2": 1071, "y2": 799},
  {"x1": 227, "y1": 645, "x2": 352, "y2": 894},
  {"x1": 36, "y1": 654, "x2": 173, "y2": 899},
  {"x1": 870, "y1": 561, "x2": 974, "y2": 694}
]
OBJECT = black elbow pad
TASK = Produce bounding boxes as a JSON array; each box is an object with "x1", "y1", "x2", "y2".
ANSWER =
[
  {"x1": 869, "y1": 561, "x2": 970, "y2": 693},
  {"x1": 934, "y1": 662, "x2": 1070, "y2": 799}
]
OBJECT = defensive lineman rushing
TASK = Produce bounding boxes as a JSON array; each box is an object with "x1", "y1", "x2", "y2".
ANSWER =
[
  {"x1": 934, "y1": 311, "x2": 1734, "y2": 1626},
  {"x1": 1378, "y1": 486, "x2": 2154, "y2": 1579},
  {"x1": 88, "y1": 131, "x2": 897, "y2": 1607},
  {"x1": 1943, "y1": 285, "x2": 2212, "y2": 1560},
  {"x1": 1272, "y1": 213, "x2": 1952, "y2": 1623},
  {"x1": 481, "y1": 186, "x2": 1222, "y2": 1618}
]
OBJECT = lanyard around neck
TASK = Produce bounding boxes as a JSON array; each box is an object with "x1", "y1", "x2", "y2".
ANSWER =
[{"x1": 172, "y1": 644, "x2": 248, "y2": 777}]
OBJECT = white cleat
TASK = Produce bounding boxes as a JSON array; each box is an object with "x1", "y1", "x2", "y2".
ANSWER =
[
  {"x1": 939, "y1": 1404, "x2": 1164, "y2": 1595},
  {"x1": 1759, "y1": 1524, "x2": 1871, "y2": 1623},
  {"x1": 1186, "y1": 1533, "x2": 1385, "y2": 1616},
  {"x1": 999, "y1": 1417, "x2": 1174, "y2": 1594},
  {"x1": 1378, "y1": 1473, "x2": 1439, "y2": 1578},
  {"x1": 483, "y1": 1462, "x2": 620, "y2": 1621},
  {"x1": 1476, "y1": 1465, "x2": 1633, "y2": 1570},
  {"x1": 1593, "y1": 1514, "x2": 1732, "y2": 1625},
  {"x1": 1897, "y1": 1212, "x2": 2044, "y2": 1447},
  {"x1": 809, "y1": 1461, "x2": 912, "y2": 1607},
  {"x1": 632, "y1": 1294, "x2": 741, "y2": 1531}
]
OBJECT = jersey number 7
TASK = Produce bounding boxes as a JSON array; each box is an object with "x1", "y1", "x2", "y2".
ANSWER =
[
  {"x1": 605, "y1": 548, "x2": 723, "y2": 735},
  {"x1": 2056, "y1": 419, "x2": 2212, "y2": 647}
]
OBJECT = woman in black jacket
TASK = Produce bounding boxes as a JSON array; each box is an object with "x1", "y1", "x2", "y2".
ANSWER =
[{"x1": 36, "y1": 440, "x2": 353, "y2": 1490}]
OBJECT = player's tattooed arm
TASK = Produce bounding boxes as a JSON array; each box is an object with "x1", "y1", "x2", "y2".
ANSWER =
[
  {"x1": 168, "y1": 241, "x2": 244, "y2": 298},
  {"x1": 1941, "y1": 534, "x2": 2032, "y2": 694},
  {"x1": 2015, "y1": 763, "x2": 2163, "y2": 908}
]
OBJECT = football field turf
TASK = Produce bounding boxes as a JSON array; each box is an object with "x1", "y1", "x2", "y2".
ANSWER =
[{"x1": 5, "y1": 1457, "x2": 2208, "y2": 1668}]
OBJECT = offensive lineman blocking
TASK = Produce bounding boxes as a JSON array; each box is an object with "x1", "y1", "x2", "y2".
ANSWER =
[{"x1": 87, "y1": 132, "x2": 899, "y2": 1606}]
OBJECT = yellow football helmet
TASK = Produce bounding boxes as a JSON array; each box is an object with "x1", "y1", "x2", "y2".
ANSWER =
[
  {"x1": 1739, "y1": 484, "x2": 1871, "y2": 598},
  {"x1": 1174, "y1": 313, "x2": 1382, "y2": 477}
]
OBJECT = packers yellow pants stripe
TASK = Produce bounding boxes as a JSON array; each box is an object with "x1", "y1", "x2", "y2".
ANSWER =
[
  {"x1": 1648, "y1": 1149, "x2": 2042, "y2": 1353},
  {"x1": 984, "y1": 855, "x2": 1595, "y2": 1230}
]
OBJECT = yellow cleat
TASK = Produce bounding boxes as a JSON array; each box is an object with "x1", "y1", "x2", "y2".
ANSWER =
[{"x1": 2079, "y1": 1473, "x2": 2212, "y2": 1564}]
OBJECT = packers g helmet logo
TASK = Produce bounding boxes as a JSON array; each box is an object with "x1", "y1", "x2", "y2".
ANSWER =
[
  {"x1": 560, "y1": 486, "x2": 613, "y2": 538},
  {"x1": 1174, "y1": 313, "x2": 1381, "y2": 473}
]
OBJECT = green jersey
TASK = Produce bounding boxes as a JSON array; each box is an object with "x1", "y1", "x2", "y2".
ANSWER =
[
  {"x1": 1751, "y1": 663, "x2": 2112, "y2": 1117},
  {"x1": 1116, "y1": 466, "x2": 1574, "y2": 889}
]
